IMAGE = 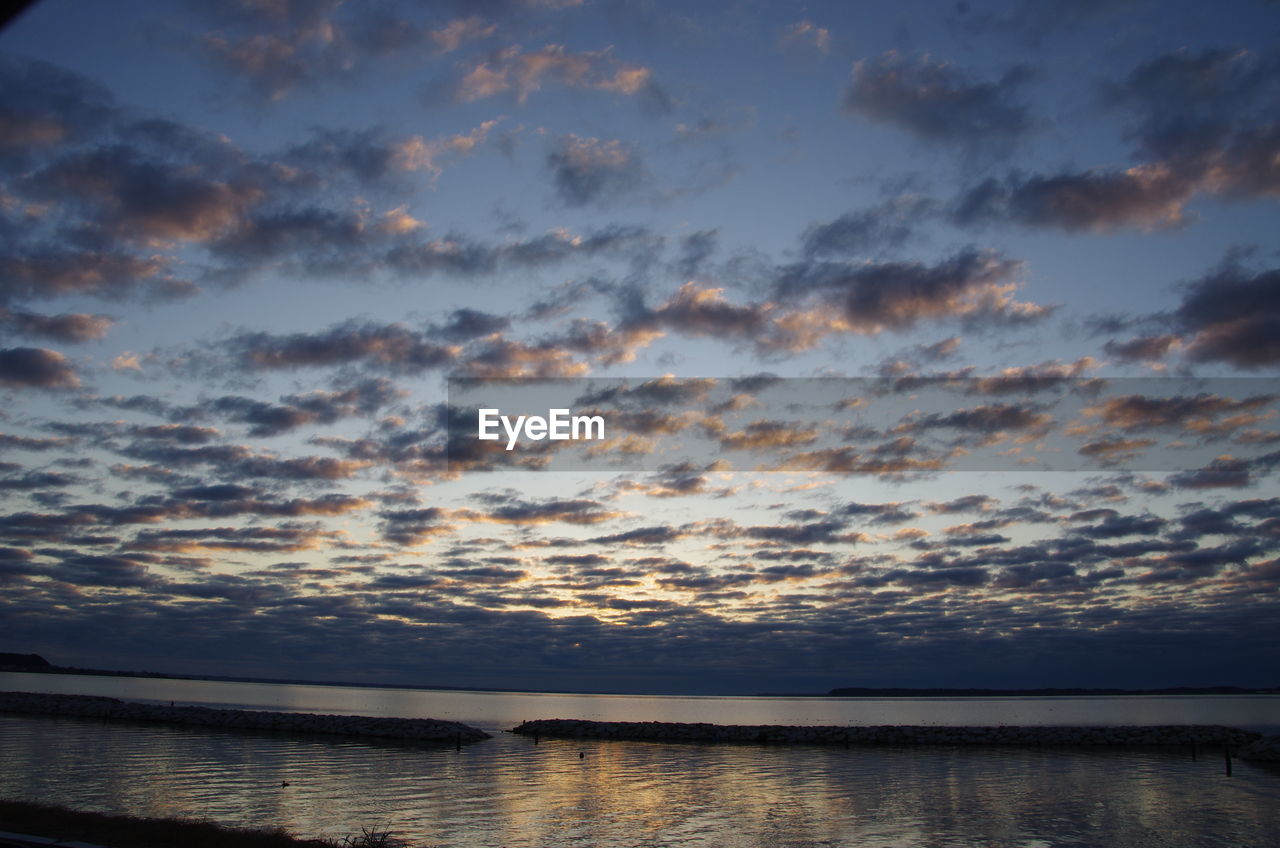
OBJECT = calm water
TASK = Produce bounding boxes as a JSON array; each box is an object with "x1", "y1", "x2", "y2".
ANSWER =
[{"x1": 2, "y1": 673, "x2": 1279, "y2": 847}]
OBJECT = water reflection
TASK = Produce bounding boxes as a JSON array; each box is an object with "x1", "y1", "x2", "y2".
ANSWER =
[
  {"x1": 3, "y1": 672, "x2": 1278, "y2": 732},
  {"x1": 2, "y1": 714, "x2": 1278, "y2": 847}
]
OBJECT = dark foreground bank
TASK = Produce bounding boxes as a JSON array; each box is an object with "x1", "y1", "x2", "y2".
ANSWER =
[
  {"x1": 0, "y1": 691, "x2": 488, "y2": 743},
  {"x1": 512, "y1": 718, "x2": 1280, "y2": 758},
  {"x1": 0, "y1": 799, "x2": 381, "y2": 848}
]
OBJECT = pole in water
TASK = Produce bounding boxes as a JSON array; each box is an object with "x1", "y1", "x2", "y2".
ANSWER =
[
  {"x1": 1224, "y1": 745, "x2": 1232, "y2": 776},
  {"x1": 1191, "y1": 741, "x2": 1197, "y2": 761}
]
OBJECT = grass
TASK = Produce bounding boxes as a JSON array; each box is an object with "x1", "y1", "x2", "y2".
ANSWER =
[{"x1": 0, "y1": 799, "x2": 410, "y2": 848}]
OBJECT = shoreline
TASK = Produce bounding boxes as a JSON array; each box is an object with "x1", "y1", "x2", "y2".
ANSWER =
[
  {"x1": 0, "y1": 691, "x2": 489, "y2": 744},
  {"x1": 512, "y1": 718, "x2": 1280, "y2": 758},
  {"x1": 0, "y1": 799, "x2": 404, "y2": 848}
]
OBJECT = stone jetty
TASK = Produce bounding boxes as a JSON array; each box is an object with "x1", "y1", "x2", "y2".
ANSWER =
[
  {"x1": 1237, "y1": 735, "x2": 1280, "y2": 761},
  {"x1": 0, "y1": 691, "x2": 490, "y2": 743},
  {"x1": 512, "y1": 718, "x2": 1263, "y2": 750}
]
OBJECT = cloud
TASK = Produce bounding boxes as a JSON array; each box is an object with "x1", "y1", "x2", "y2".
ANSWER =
[
  {"x1": 0, "y1": 243, "x2": 191, "y2": 306},
  {"x1": 435, "y1": 308, "x2": 510, "y2": 342},
  {"x1": 0, "y1": 309, "x2": 115, "y2": 343},
  {"x1": 1174, "y1": 263, "x2": 1280, "y2": 368},
  {"x1": 843, "y1": 52, "x2": 1034, "y2": 148},
  {"x1": 1168, "y1": 456, "x2": 1257, "y2": 489},
  {"x1": 1105, "y1": 47, "x2": 1280, "y2": 163},
  {"x1": 202, "y1": 380, "x2": 404, "y2": 436},
  {"x1": 233, "y1": 321, "x2": 460, "y2": 372},
  {"x1": 842, "y1": 501, "x2": 919, "y2": 525},
  {"x1": 953, "y1": 166, "x2": 1195, "y2": 232},
  {"x1": 952, "y1": 49, "x2": 1280, "y2": 234},
  {"x1": 779, "y1": 20, "x2": 831, "y2": 54},
  {"x1": 284, "y1": 123, "x2": 498, "y2": 185},
  {"x1": 0, "y1": 57, "x2": 115, "y2": 163},
  {"x1": 1086, "y1": 393, "x2": 1274, "y2": 433},
  {"x1": 903, "y1": 403, "x2": 1053, "y2": 445},
  {"x1": 461, "y1": 496, "x2": 625, "y2": 526},
  {"x1": 196, "y1": 1, "x2": 496, "y2": 102},
  {"x1": 1103, "y1": 334, "x2": 1182, "y2": 364},
  {"x1": 774, "y1": 248, "x2": 1048, "y2": 335},
  {"x1": 3, "y1": 59, "x2": 606, "y2": 304},
  {"x1": 118, "y1": 442, "x2": 369, "y2": 481},
  {"x1": 440, "y1": 44, "x2": 668, "y2": 109},
  {"x1": 546, "y1": 135, "x2": 646, "y2": 206},
  {"x1": 0, "y1": 347, "x2": 79, "y2": 389},
  {"x1": 800, "y1": 196, "x2": 936, "y2": 258}
]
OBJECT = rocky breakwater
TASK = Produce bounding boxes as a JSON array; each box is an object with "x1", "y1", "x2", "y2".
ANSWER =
[
  {"x1": 512, "y1": 719, "x2": 1261, "y2": 748},
  {"x1": 1236, "y1": 735, "x2": 1280, "y2": 761},
  {"x1": 0, "y1": 691, "x2": 490, "y2": 743}
]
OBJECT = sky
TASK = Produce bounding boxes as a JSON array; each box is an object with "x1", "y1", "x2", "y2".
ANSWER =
[{"x1": 1, "y1": 0, "x2": 1278, "y2": 695}]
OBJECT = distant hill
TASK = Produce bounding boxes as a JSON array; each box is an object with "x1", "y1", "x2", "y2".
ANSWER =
[
  {"x1": 826, "y1": 686, "x2": 1279, "y2": 696},
  {"x1": 0, "y1": 652, "x2": 53, "y2": 672}
]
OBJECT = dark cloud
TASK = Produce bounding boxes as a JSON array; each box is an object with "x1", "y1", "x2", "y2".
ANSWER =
[
  {"x1": 905, "y1": 403, "x2": 1052, "y2": 441},
  {"x1": 0, "y1": 347, "x2": 79, "y2": 389},
  {"x1": 0, "y1": 433, "x2": 74, "y2": 451},
  {"x1": 119, "y1": 441, "x2": 369, "y2": 481},
  {"x1": 952, "y1": 167, "x2": 1194, "y2": 232},
  {"x1": 204, "y1": 379, "x2": 402, "y2": 436},
  {"x1": 0, "y1": 56, "x2": 115, "y2": 163},
  {"x1": 0, "y1": 309, "x2": 115, "y2": 343},
  {"x1": 546, "y1": 135, "x2": 647, "y2": 207},
  {"x1": 844, "y1": 52, "x2": 1034, "y2": 148},
  {"x1": 2, "y1": 57, "x2": 659, "y2": 309},
  {"x1": 800, "y1": 197, "x2": 936, "y2": 259},
  {"x1": 1174, "y1": 263, "x2": 1280, "y2": 368},
  {"x1": 1105, "y1": 47, "x2": 1280, "y2": 163},
  {"x1": 1168, "y1": 456, "x2": 1256, "y2": 489},
  {"x1": 0, "y1": 243, "x2": 192, "y2": 306},
  {"x1": 1073, "y1": 512, "x2": 1166, "y2": 538},
  {"x1": 128, "y1": 423, "x2": 221, "y2": 444},
  {"x1": 435, "y1": 308, "x2": 510, "y2": 342},
  {"x1": 774, "y1": 248, "x2": 1047, "y2": 336},
  {"x1": 464, "y1": 496, "x2": 623, "y2": 526},
  {"x1": 928, "y1": 495, "x2": 996, "y2": 514},
  {"x1": 234, "y1": 321, "x2": 459, "y2": 372},
  {"x1": 1088, "y1": 392, "x2": 1274, "y2": 433},
  {"x1": 952, "y1": 48, "x2": 1280, "y2": 234},
  {"x1": 0, "y1": 470, "x2": 79, "y2": 491},
  {"x1": 841, "y1": 501, "x2": 918, "y2": 525},
  {"x1": 1103, "y1": 334, "x2": 1182, "y2": 364},
  {"x1": 673, "y1": 229, "x2": 718, "y2": 278}
]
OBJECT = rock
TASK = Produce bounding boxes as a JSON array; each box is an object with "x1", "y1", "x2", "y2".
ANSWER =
[
  {"x1": 509, "y1": 718, "x2": 1262, "y2": 749},
  {"x1": 1236, "y1": 735, "x2": 1280, "y2": 761},
  {"x1": 0, "y1": 691, "x2": 489, "y2": 743}
]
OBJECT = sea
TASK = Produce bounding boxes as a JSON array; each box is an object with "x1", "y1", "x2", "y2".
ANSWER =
[{"x1": 1, "y1": 671, "x2": 1278, "y2": 847}]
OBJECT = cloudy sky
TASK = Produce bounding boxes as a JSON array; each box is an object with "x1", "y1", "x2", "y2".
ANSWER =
[{"x1": 1, "y1": 0, "x2": 1278, "y2": 695}]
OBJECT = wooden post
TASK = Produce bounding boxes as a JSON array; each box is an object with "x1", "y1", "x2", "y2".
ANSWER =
[{"x1": 1224, "y1": 745, "x2": 1232, "y2": 776}]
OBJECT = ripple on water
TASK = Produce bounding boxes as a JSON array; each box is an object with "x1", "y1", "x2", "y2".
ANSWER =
[{"x1": 2, "y1": 714, "x2": 1280, "y2": 847}]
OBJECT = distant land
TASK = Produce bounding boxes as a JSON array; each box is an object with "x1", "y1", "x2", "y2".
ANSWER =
[
  {"x1": 821, "y1": 685, "x2": 1280, "y2": 697},
  {"x1": 3, "y1": 653, "x2": 1277, "y2": 697}
]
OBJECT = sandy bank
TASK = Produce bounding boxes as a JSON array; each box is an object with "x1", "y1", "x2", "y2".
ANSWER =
[{"x1": 0, "y1": 691, "x2": 489, "y2": 743}]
